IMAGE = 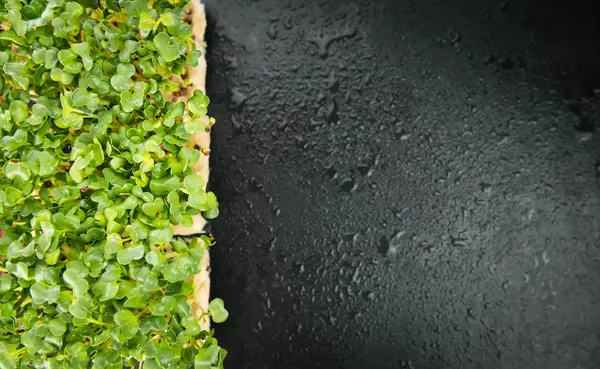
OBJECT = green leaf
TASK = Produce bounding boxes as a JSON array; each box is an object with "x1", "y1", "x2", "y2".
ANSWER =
[
  {"x1": 110, "y1": 63, "x2": 135, "y2": 92},
  {"x1": 153, "y1": 32, "x2": 184, "y2": 63},
  {"x1": 188, "y1": 90, "x2": 210, "y2": 117},
  {"x1": 52, "y1": 2, "x2": 83, "y2": 39},
  {"x1": 3, "y1": 62, "x2": 29, "y2": 90},
  {"x1": 9, "y1": 100, "x2": 28, "y2": 123},
  {"x1": 3, "y1": 186, "x2": 23, "y2": 206},
  {"x1": 189, "y1": 193, "x2": 208, "y2": 211},
  {"x1": 9, "y1": 261, "x2": 29, "y2": 280},
  {"x1": 6, "y1": 10, "x2": 27, "y2": 36},
  {"x1": 195, "y1": 343, "x2": 225, "y2": 369},
  {"x1": 72, "y1": 88, "x2": 100, "y2": 111},
  {"x1": 64, "y1": 261, "x2": 89, "y2": 279},
  {"x1": 123, "y1": 0, "x2": 148, "y2": 16},
  {"x1": 120, "y1": 81, "x2": 146, "y2": 112},
  {"x1": 119, "y1": 40, "x2": 139, "y2": 62},
  {"x1": 139, "y1": 56, "x2": 157, "y2": 77},
  {"x1": 91, "y1": 280, "x2": 119, "y2": 301},
  {"x1": 203, "y1": 207, "x2": 220, "y2": 219},
  {"x1": 139, "y1": 12, "x2": 155, "y2": 38},
  {"x1": 22, "y1": 0, "x2": 47, "y2": 18},
  {"x1": 206, "y1": 192, "x2": 219, "y2": 209},
  {"x1": 22, "y1": 329, "x2": 44, "y2": 353},
  {"x1": 181, "y1": 315, "x2": 201, "y2": 335},
  {"x1": 105, "y1": 233, "x2": 124, "y2": 256},
  {"x1": 183, "y1": 174, "x2": 205, "y2": 192},
  {"x1": 162, "y1": 255, "x2": 198, "y2": 283},
  {"x1": 113, "y1": 309, "x2": 139, "y2": 340},
  {"x1": 149, "y1": 295, "x2": 176, "y2": 316},
  {"x1": 102, "y1": 168, "x2": 128, "y2": 186},
  {"x1": 70, "y1": 139, "x2": 105, "y2": 182},
  {"x1": 4, "y1": 161, "x2": 31, "y2": 181},
  {"x1": 48, "y1": 319, "x2": 67, "y2": 336},
  {"x1": 149, "y1": 228, "x2": 173, "y2": 246},
  {"x1": 50, "y1": 67, "x2": 75, "y2": 85},
  {"x1": 167, "y1": 19, "x2": 192, "y2": 38},
  {"x1": 1, "y1": 128, "x2": 28, "y2": 152},
  {"x1": 43, "y1": 48, "x2": 59, "y2": 69},
  {"x1": 184, "y1": 118, "x2": 207, "y2": 134},
  {"x1": 150, "y1": 176, "x2": 180, "y2": 196},
  {"x1": 141, "y1": 197, "x2": 164, "y2": 216},
  {"x1": 71, "y1": 42, "x2": 93, "y2": 71},
  {"x1": 163, "y1": 101, "x2": 184, "y2": 127},
  {"x1": 0, "y1": 274, "x2": 13, "y2": 292},
  {"x1": 30, "y1": 282, "x2": 60, "y2": 304},
  {"x1": 52, "y1": 211, "x2": 81, "y2": 230},
  {"x1": 51, "y1": 186, "x2": 80, "y2": 203},
  {"x1": 100, "y1": 263, "x2": 121, "y2": 282},
  {"x1": 58, "y1": 49, "x2": 82, "y2": 74},
  {"x1": 125, "y1": 220, "x2": 148, "y2": 242},
  {"x1": 116, "y1": 244, "x2": 145, "y2": 265},
  {"x1": 114, "y1": 310, "x2": 138, "y2": 329},
  {"x1": 64, "y1": 342, "x2": 88, "y2": 364},
  {"x1": 0, "y1": 1, "x2": 225, "y2": 366},
  {"x1": 25, "y1": 150, "x2": 59, "y2": 177},
  {"x1": 209, "y1": 298, "x2": 229, "y2": 323}
]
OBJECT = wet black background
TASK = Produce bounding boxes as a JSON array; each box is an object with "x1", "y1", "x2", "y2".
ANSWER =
[{"x1": 204, "y1": 0, "x2": 600, "y2": 368}]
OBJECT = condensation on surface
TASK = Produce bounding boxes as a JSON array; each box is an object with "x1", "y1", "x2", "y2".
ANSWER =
[{"x1": 205, "y1": 0, "x2": 600, "y2": 368}]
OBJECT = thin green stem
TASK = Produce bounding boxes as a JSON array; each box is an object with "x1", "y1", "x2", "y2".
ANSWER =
[
  {"x1": 9, "y1": 347, "x2": 25, "y2": 357},
  {"x1": 165, "y1": 251, "x2": 180, "y2": 259},
  {"x1": 87, "y1": 318, "x2": 111, "y2": 327}
]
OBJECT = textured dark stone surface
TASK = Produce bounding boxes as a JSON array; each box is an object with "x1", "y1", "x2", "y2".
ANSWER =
[{"x1": 204, "y1": 0, "x2": 600, "y2": 368}]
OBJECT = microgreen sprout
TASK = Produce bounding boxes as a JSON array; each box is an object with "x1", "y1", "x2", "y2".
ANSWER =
[{"x1": 0, "y1": 0, "x2": 228, "y2": 368}]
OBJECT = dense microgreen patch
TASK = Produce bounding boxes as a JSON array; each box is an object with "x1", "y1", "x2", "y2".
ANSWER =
[{"x1": 0, "y1": 0, "x2": 228, "y2": 368}]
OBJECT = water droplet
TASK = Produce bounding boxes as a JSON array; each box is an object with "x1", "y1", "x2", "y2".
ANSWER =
[
  {"x1": 231, "y1": 115, "x2": 242, "y2": 135},
  {"x1": 283, "y1": 15, "x2": 293, "y2": 30},
  {"x1": 378, "y1": 231, "x2": 404, "y2": 256},
  {"x1": 399, "y1": 360, "x2": 415, "y2": 368},
  {"x1": 356, "y1": 162, "x2": 372, "y2": 177},
  {"x1": 400, "y1": 132, "x2": 412, "y2": 140},
  {"x1": 268, "y1": 236, "x2": 276, "y2": 252},
  {"x1": 230, "y1": 88, "x2": 247, "y2": 108},
  {"x1": 352, "y1": 267, "x2": 361, "y2": 283},
  {"x1": 575, "y1": 130, "x2": 593, "y2": 142},
  {"x1": 309, "y1": 26, "x2": 357, "y2": 58},
  {"x1": 340, "y1": 178, "x2": 357, "y2": 192},
  {"x1": 325, "y1": 164, "x2": 338, "y2": 180},
  {"x1": 295, "y1": 135, "x2": 307, "y2": 149},
  {"x1": 395, "y1": 126, "x2": 410, "y2": 139},
  {"x1": 542, "y1": 250, "x2": 550, "y2": 264},
  {"x1": 363, "y1": 291, "x2": 376, "y2": 300},
  {"x1": 344, "y1": 232, "x2": 359, "y2": 244},
  {"x1": 267, "y1": 23, "x2": 278, "y2": 40},
  {"x1": 327, "y1": 71, "x2": 339, "y2": 93},
  {"x1": 325, "y1": 99, "x2": 338, "y2": 123},
  {"x1": 446, "y1": 28, "x2": 461, "y2": 44},
  {"x1": 248, "y1": 177, "x2": 263, "y2": 192},
  {"x1": 310, "y1": 117, "x2": 325, "y2": 130},
  {"x1": 450, "y1": 236, "x2": 467, "y2": 247}
]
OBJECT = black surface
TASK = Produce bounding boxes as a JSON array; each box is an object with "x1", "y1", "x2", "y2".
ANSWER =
[{"x1": 204, "y1": 0, "x2": 600, "y2": 368}]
